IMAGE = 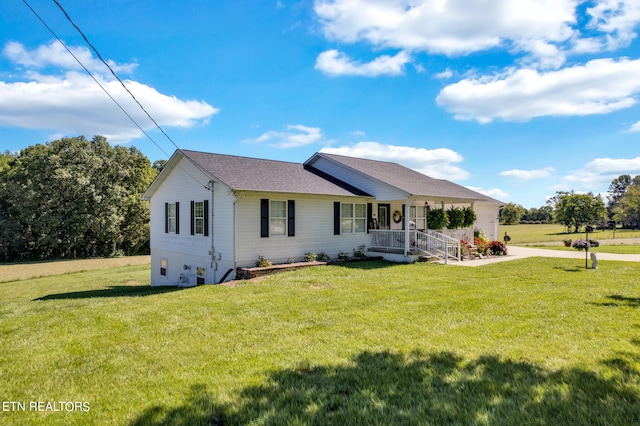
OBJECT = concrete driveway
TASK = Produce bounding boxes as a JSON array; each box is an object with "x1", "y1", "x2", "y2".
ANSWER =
[{"x1": 450, "y1": 246, "x2": 640, "y2": 267}]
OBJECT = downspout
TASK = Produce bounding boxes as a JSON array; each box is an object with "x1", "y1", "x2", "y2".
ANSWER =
[
  {"x1": 207, "y1": 180, "x2": 217, "y2": 283},
  {"x1": 232, "y1": 192, "x2": 246, "y2": 281}
]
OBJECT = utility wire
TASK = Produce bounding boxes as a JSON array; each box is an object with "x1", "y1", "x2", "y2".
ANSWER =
[
  {"x1": 52, "y1": 0, "x2": 182, "y2": 154},
  {"x1": 22, "y1": 0, "x2": 210, "y2": 188},
  {"x1": 21, "y1": 0, "x2": 171, "y2": 160}
]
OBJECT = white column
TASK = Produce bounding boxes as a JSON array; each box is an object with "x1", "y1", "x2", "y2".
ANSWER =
[{"x1": 404, "y1": 200, "x2": 412, "y2": 256}]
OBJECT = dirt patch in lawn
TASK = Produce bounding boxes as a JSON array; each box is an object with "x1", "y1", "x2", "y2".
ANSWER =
[{"x1": 0, "y1": 256, "x2": 150, "y2": 283}]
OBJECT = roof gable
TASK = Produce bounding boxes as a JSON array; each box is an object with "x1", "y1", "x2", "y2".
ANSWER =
[{"x1": 309, "y1": 152, "x2": 503, "y2": 204}]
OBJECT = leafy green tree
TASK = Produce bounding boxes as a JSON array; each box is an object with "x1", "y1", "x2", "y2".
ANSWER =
[
  {"x1": 0, "y1": 136, "x2": 157, "y2": 261},
  {"x1": 152, "y1": 159, "x2": 167, "y2": 171},
  {"x1": 522, "y1": 205, "x2": 554, "y2": 223},
  {"x1": 0, "y1": 151, "x2": 21, "y2": 260},
  {"x1": 607, "y1": 174, "x2": 632, "y2": 220},
  {"x1": 549, "y1": 191, "x2": 606, "y2": 233},
  {"x1": 613, "y1": 176, "x2": 640, "y2": 229},
  {"x1": 535, "y1": 205, "x2": 554, "y2": 222},
  {"x1": 500, "y1": 202, "x2": 526, "y2": 225}
]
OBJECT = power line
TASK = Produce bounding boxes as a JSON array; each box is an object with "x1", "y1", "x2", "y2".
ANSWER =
[
  {"x1": 22, "y1": 0, "x2": 211, "y2": 188},
  {"x1": 52, "y1": 0, "x2": 182, "y2": 154},
  {"x1": 20, "y1": 0, "x2": 171, "y2": 160}
]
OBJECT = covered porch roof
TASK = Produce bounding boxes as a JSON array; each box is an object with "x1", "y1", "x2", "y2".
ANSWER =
[{"x1": 306, "y1": 152, "x2": 504, "y2": 205}]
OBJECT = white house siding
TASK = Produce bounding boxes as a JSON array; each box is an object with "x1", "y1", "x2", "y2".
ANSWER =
[
  {"x1": 474, "y1": 203, "x2": 500, "y2": 241},
  {"x1": 210, "y1": 183, "x2": 236, "y2": 282},
  {"x1": 235, "y1": 193, "x2": 371, "y2": 267},
  {"x1": 149, "y1": 156, "x2": 229, "y2": 286}
]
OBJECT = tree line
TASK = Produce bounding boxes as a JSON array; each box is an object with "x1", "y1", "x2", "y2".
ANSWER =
[
  {"x1": 500, "y1": 174, "x2": 640, "y2": 232},
  {"x1": 0, "y1": 136, "x2": 160, "y2": 262}
]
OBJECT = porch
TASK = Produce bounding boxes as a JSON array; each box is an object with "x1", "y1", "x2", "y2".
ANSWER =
[{"x1": 368, "y1": 229, "x2": 461, "y2": 263}]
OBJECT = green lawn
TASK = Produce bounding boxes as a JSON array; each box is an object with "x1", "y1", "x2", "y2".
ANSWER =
[
  {"x1": 528, "y1": 244, "x2": 640, "y2": 254},
  {"x1": 502, "y1": 223, "x2": 640, "y2": 244},
  {"x1": 1, "y1": 260, "x2": 639, "y2": 425}
]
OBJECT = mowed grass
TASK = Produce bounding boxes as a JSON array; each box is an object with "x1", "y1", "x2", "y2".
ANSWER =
[
  {"x1": 0, "y1": 255, "x2": 150, "y2": 283},
  {"x1": 528, "y1": 244, "x2": 640, "y2": 254},
  {"x1": 1, "y1": 259, "x2": 639, "y2": 425},
  {"x1": 502, "y1": 224, "x2": 640, "y2": 253},
  {"x1": 502, "y1": 223, "x2": 640, "y2": 244}
]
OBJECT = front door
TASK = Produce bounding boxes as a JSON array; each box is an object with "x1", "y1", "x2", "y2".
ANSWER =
[{"x1": 378, "y1": 204, "x2": 390, "y2": 230}]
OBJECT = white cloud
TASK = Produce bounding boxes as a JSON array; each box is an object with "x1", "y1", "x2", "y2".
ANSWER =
[
  {"x1": 434, "y1": 69, "x2": 454, "y2": 80},
  {"x1": 586, "y1": 0, "x2": 640, "y2": 50},
  {"x1": 0, "y1": 41, "x2": 218, "y2": 143},
  {"x1": 4, "y1": 40, "x2": 137, "y2": 75},
  {"x1": 320, "y1": 141, "x2": 470, "y2": 180},
  {"x1": 0, "y1": 72, "x2": 217, "y2": 143},
  {"x1": 314, "y1": 0, "x2": 640, "y2": 73},
  {"x1": 515, "y1": 38, "x2": 567, "y2": 69},
  {"x1": 314, "y1": 0, "x2": 579, "y2": 66},
  {"x1": 465, "y1": 186, "x2": 509, "y2": 200},
  {"x1": 436, "y1": 58, "x2": 640, "y2": 123},
  {"x1": 500, "y1": 167, "x2": 555, "y2": 180},
  {"x1": 564, "y1": 157, "x2": 640, "y2": 189},
  {"x1": 247, "y1": 124, "x2": 325, "y2": 148},
  {"x1": 315, "y1": 49, "x2": 410, "y2": 76},
  {"x1": 630, "y1": 121, "x2": 640, "y2": 132}
]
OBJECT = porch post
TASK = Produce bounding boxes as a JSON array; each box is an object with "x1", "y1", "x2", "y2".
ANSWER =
[{"x1": 404, "y1": 200, "x2": 412, "y2": 256}]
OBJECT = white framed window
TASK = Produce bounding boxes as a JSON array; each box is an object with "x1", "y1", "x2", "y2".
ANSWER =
[
  {"x1": 270, "y1": 200, "x2": 287, "y2": 236},
  {"x1": 196, "y1": 266, "x2": 206, "y2": 285},
  {"x1": 160, "y1": 258, "x2": 168, "y2": 277},
  {"x1": 194, "y1": 201, "x2": 204, "y2": 235},
  {"x1": 355, "y1": 203, "x2": 366, "y2": 233},
  {"x1": 168, "y1": 203, "x2": 176, "y2": 233},
  {"x1": 341, "y1": 203, "x2": 353, "y2": 233},
  {"x1": 341, "y1": 203, "x2": 367, "y2": 233}
]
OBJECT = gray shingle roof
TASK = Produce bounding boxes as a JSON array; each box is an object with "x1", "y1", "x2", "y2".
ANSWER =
[
  {"x1": 181, "y1": 150, "x2": 369, "y2": 197},
  {"x1": 315, "y1": 152, "x2": 504, "y2": 204}
]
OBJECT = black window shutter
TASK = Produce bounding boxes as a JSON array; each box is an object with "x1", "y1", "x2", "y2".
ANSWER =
[
  {"x1": 204, "y1": 200, "x2": 209, "y2": 237},
  {"x1": 260, "y1": 199, "x2": 269, "y2": 237},
  {"x1": 164, "y1": 203, "x2": 169, "y2": 233},
  {"x1": 367, "y1": 203, "x2": 373, "y2": 233},
  {"x1": 190, "y1": 201, "x2": 195, "y2": 235},
  {"x1": 333, "y1": 202, "x2": 341, "y2": 235},
  {"x1": 401, "y1": 204, "x2": 405, "y2": 230},
  {"x1": 175, "y1": 202, "x2": 180, "y2": 234},
  {"x1": 287, "y1": 200, "x2": 295, "y2": 237}
]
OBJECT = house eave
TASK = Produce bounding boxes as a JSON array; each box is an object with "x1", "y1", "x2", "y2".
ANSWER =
[{"x1": 305, "y1": 152, "x2": 411, "y2": 199}]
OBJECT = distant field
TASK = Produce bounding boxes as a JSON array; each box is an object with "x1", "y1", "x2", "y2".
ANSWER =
[
  {"x1": 0, "y1": 255, "x2": 150, "y2": 283},
  {"x1": 501, "y1": 224, "x2": 640, "y2": 244},
  {"x1": 526, "y1": 244, "x2": 640, "y2": 254}
]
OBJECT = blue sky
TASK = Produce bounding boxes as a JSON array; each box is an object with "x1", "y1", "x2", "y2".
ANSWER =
[{"x1": 1, "y1": 0, "x2": 640, "y2": 208}]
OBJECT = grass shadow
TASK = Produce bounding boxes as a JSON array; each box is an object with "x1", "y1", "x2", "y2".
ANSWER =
[
  {"x1": 34, "y1": 285, "x2": 183, "y2": 301},
  {"x1": 553, "y1": 265, "x2": 586, "y2": 272},
  {"x1": 332, "y1": 259, "x2": 400, "y2": 270},
  {"x1": 589, "y1": 294, "x2": 640, "y2": 308},
  {"x1": 605, "y1": 294, "x2": 640, "y2": 308},
  {"x1": 131, "y1": 350, "x2": 640, "y2": 425}
]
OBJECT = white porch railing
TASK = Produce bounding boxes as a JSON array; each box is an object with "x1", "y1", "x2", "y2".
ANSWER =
[{"x1": 368, "y1": 229, "x2": 460, "y2": 263}]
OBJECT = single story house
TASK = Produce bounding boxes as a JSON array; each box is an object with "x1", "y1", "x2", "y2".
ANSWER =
[{"x1": 142, "y1": 149, "x2": 503, "y2": 285}]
